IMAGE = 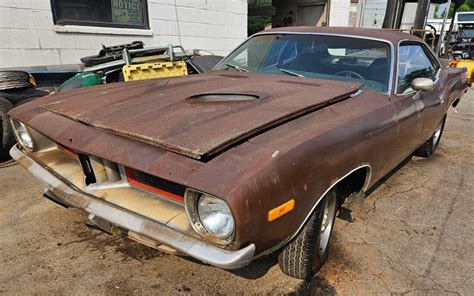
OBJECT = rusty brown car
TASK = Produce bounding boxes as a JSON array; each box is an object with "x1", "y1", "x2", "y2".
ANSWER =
[{"x1": 8, "y1": 27, "x2": 468, "y2": 280}]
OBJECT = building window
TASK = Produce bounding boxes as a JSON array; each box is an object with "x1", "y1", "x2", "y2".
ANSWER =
[{"x1": 51, "y1": 0, "x2": 149, "y2": 29}]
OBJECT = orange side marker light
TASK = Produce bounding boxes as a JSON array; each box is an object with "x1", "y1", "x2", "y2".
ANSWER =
[{"x1": 267, "y1": 199, "x2": 295, "y2": 222}]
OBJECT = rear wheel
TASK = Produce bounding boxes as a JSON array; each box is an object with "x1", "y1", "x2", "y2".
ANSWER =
[
  {"x1": 0, "y1": 97, "x2": 14, "y2": 160},
  {"x1": 278, "y1": 189, "x2": 338, "y2": 280},
  {"x1": 413, "y1": 116, "x2": 446, "y2": 158}
]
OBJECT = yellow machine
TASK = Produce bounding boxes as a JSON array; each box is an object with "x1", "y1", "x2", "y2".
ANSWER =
[
  {"x1": 122, "y1": 61, "x2": 188, "y2": 82},
  {"x1": 119, "y1": 44, "x2": 190, "y2": 82},
  {"x1": 448, "y1": 59, "x2": 474, "y2": 85}
]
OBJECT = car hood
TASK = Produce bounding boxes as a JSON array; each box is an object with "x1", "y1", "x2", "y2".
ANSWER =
[{"x1": 41, "y1": 71, "x2": 361, "y2": 159}]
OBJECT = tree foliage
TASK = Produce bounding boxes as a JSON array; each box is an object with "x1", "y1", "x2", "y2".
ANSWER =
[
  {"x1": 448, "y1": 0, "x2": 474, "y2": 17},
  {"x1": 248, "y1": 0, "x2": 272, "y2": 36},
  {"x1": 248, "y1": 16, "x2": 271, "y2": 36}
]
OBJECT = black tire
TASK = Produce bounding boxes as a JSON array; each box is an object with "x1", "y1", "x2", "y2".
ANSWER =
[
  {"x1": 0, "y1": 71, "x2": 32, "y2": 90},
  {"x1": 278, "y1": 189, "x2": 338, "y2": 280},
  {"x1": 413, "y1": 116, "x2": 446, "y2": 158},
  {"x1": 0, "y1": 97, "x2": 14, "y2": 160}
]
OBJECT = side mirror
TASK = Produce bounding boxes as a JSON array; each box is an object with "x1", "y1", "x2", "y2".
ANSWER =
[{"x1": 411, "y1": 77, "x2": 434, "y2": 92}]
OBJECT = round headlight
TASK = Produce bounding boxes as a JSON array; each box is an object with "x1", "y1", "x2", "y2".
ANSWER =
[
  {"x1": 185, "y1": 189, "x2": 235, "y2": 243},
  {"x1": 197, "y1": 194, "x2": 235, "y2": 240},
  {"x1": 11, "y1": 119, "x2": 34, "y2": 150}
]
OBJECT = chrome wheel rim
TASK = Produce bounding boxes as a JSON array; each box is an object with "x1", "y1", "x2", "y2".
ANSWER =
[
  {"x1": 318, "y1": 192, "x2": 337, "y2": 258},
  {"x1": 432, "y1": 121, "x2": 443, "y2": 149}
]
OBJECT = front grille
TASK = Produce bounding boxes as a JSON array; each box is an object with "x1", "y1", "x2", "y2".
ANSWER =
[
  {"x1": 77, "y1": 153, "x2": 122, "y2": 186},
  {"x1": 126, "y1": 167, "x2": 185, "y2": 203},
  {"x1": 59, "y1": 146, "x2": 183, "y2": 202},
  {"x1": 78, "y1": 153, "x2": 96, "y2": 185}
]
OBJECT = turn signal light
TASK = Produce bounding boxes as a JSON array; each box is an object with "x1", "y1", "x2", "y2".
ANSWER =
[{"x1": 267, "y1": 199, "x2": 295, "y2": 222}]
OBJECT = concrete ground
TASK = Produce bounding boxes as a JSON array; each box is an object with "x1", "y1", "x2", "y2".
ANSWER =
[{"x1": 1, "y1": 93, "x2": 473, "y2": 295}]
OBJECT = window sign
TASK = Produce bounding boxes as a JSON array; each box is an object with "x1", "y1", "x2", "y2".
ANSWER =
[{"x1": 112, "y1": 0, "x2": 144, "y2": 25}]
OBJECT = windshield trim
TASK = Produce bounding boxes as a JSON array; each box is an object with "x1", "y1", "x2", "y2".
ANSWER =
[{"x1": 214, "y1": 32, "x2": 395, "y2": 95}]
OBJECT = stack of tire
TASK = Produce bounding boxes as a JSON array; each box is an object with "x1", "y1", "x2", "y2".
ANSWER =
[
  {"x1": 0, "y1": 96, "x2": 13, "y2": 160},
  {"x1": 0, "y1": 71, "x2": 48, "y2": 160}
]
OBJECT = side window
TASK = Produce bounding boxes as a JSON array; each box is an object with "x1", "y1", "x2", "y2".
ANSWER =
[{"x1": 397, "y1": 44, "x2": 438, "y2": 93}]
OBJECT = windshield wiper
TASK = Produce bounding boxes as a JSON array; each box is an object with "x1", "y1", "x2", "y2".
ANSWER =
[
  {"x1": 225, "y1": 63, "x2": 249, "y2": 72},
  {"x1": 280, "y1": 68, "x2": 305, "y2": 78}
]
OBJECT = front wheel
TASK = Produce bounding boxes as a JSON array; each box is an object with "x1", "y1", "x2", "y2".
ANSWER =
[
  {"x1": 278, "y1": 189, "x2": 338, "y2": 280},
  {"x1": 0, "y1": 97, "x2": 14, "y2": 160},
  {"x1": 413, "y1": 116, "x2": 446, "y2": 158}
]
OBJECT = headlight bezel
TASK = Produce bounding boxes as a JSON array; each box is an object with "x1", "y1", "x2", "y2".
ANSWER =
[
  {"x1": 184, "y1": 189, "x2": 235, "y2": 245},
  {"x1": 10, "y1": 118, "x2": 35, "y2": 151}
]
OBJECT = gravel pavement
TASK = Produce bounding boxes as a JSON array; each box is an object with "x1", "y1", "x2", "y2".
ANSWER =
[{"x1": 1, "y1": 92, "x2": 473, "y2": 295}]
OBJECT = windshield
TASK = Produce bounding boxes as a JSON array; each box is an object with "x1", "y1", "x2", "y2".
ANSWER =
[
  {"x1": 215, "y1": 34, "x2": 391, "y2": 93},
  {"x1": 458, "y1": 13, "x2": 474, "y2": 22},
  {"x1": 461, "y1": 28, "x2": 474, "y2": 38}
]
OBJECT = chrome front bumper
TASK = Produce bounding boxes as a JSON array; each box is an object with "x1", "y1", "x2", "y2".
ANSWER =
[{"x1": 10, "y1": 145, "x2": 255, "y2": 270}]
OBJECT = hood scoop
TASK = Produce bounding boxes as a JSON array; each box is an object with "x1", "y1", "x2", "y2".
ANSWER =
[{"x1": 186, "y1": 91, "x2": 270, "y2": 103}]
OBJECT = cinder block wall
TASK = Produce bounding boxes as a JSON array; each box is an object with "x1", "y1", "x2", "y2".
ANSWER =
[
  {"x1": 359, "y1": 0, "x2": 387, "y2": 28},
  {"x1": 0, "y1": 0, "x2": 248, "y2": 67},
  {"x1": 329, "y1": 0, "x2": 350, "y2": 27}
]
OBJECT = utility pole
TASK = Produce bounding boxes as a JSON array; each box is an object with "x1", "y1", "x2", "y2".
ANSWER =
[
  {"x1": 444, "y1": 0, "x2": 466, "y2": 56},
  {"x1": 413, "y1": 0, "x2": 431, "y2": 37},
  {"x1": 435, "y1": 0, "x2": 452, "y2": 54},
  {"x1": 383, "y1": 0, "x2": 399, "y2": 28},
  {"x1": 394, "y1": 0, "x2": 405, "y2": 29}
]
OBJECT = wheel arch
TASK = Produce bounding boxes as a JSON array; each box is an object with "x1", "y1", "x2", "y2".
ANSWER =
[
  {"x1": 255, "y1": 164, "x2": 372, "y2": 258},
  {"x1": 452, "y1": 97, "x2": 461, "y2": 108},
  {"x1": 333, "y1": 165, "x2": 372, "y2": 200}
]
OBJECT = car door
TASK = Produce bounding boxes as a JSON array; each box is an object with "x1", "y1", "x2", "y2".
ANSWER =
[
  {"x1": 413, "y1": 46, "x2": 447, "y2": 142},
  {"x1": 401, "y1": 42, "x2": 445, "y2": 146},
  {"x1": 390, "y1": 41, "x2": 440, "y2": 161}
]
